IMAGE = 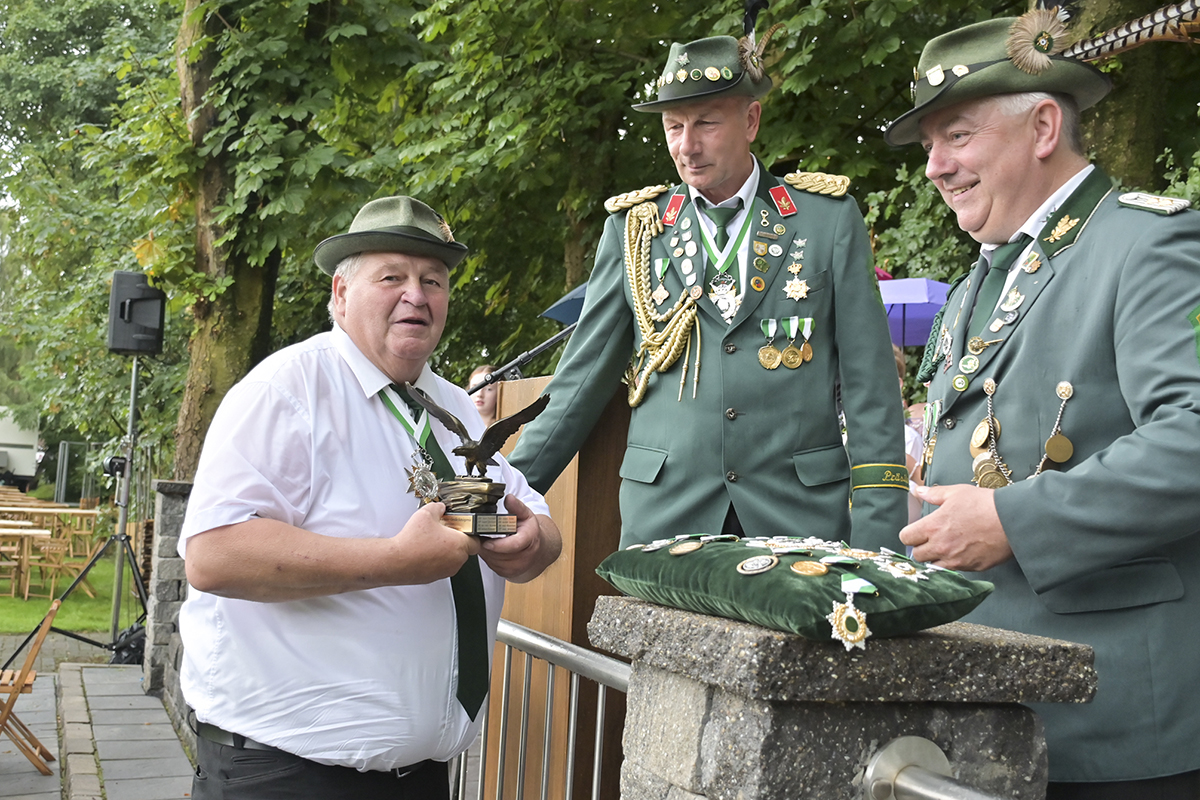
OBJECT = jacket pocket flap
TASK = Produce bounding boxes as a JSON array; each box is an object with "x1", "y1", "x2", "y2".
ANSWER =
[
  {"x1": 1040, "y1": 558, "x2": 1183, "y2": 614},
  {"x1": 793, "y1": 444, "x2": 850, "y2": 487},
  {"x1": 619, "y1": 445, "x2": 668, "y2": 484}
]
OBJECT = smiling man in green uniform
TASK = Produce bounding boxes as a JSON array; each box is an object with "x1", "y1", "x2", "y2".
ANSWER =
[
  {"x1": 509, "y1": 26, "x2": 909, "y2": 548},
  {"x1": 882, "y1": 14, "x2": 1200, "y2": 799}
]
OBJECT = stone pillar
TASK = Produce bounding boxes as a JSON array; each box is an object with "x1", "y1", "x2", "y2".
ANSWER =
[
  {"x1": 144, "y1": 479, "x2": 194, "y2": 754},
  {"x1": 588, "y1": 596, "x2": 1096, "y2": 800}
]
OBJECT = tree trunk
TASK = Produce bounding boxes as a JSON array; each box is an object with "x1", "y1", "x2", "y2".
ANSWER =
[
  {"x1": 1077, "y1": 0, "x2": 1169, "y2": 190},
  {"x1": 172, "y1": 3, "x2": 277, "y2": 480}
]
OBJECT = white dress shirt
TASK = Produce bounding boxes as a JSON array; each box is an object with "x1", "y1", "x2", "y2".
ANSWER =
[{"x1": 178, "y1": 324, "x2": 549, "y2": 771}]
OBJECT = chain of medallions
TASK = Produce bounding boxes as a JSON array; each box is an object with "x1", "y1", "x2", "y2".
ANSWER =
[{"x1": 624, "y1": 201, "x2": 699, "y2": 407}]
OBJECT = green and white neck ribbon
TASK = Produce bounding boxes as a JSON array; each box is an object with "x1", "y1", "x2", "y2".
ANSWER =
[
  {"x1": 700, "y1": 201, "x2": 756, "y2": 278},
  {"x1": 378, "y1": 386, "x2": 433, "y2": 450},
  {"x1": 760, "y1": 318, "x2": 778, "y2": 343},
  {"x1": 654, "y1": 257, "x2": 670, "y2": 282},
  {"x1": 782, "y1": 316, "x2": 799, "y2": 342},
  {"x1": 841, "y1": 573, "x2": 878, "y2": 596}
]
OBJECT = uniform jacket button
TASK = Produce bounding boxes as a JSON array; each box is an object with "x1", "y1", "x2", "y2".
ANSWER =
[
  {"x1": 725, "y1": 408, "x2": 738, "y2": 420},
  {"x1": 724, "y1": 342, "x2": 737, "y2": 354},
  {"x1": 726, "y1": 471, "x2": 739, "y2": 482},
  {"x1": 943, "y1": 416, "x2": 957, "y2": 429}
]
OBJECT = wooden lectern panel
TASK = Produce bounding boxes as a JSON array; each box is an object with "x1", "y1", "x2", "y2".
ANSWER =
[{"x1": 484, "y1": 377, "x2": 629, "y2": 800}]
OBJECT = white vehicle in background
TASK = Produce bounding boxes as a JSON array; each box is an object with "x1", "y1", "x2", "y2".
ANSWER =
[{"x1": 0, "y1": 407, "x2": 39, "y2": 492}]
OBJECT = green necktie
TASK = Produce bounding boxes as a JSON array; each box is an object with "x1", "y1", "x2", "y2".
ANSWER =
[
  {"x1": 697, "y1": 197, "x2": 743, "y2": 251},
  {"x1": 396, "y1": 386, "x2": 490, "y2": 721},
  {"x1": 968, "y1": 234, "x2": 1032, "y2": 338}
]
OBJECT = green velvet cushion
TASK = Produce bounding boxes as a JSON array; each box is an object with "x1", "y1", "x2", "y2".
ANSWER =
[{"x1": 595, "y1": 535, "x2": 993, "y2": 650}]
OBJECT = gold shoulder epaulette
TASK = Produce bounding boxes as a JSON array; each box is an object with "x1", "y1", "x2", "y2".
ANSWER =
[
  {"x1": 604, "y1": 184, "x2": 672, "y2": 213},
  {"x1": 784, "y1": 171, "x2": 851, "y2": 198}
]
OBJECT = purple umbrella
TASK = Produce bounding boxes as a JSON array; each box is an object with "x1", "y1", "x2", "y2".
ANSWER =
[{"x1": 879, "y1": 278, "x2": 950, "y2": 347}]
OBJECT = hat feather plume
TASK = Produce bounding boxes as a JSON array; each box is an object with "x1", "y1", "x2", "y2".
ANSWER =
[
  {"x1": 1007, "y1": 7, "x2": 1073, "y2": 74},
  {"x1": 743, "y1": 0, "x2": 769, "y2": 36},
  {"x1": 738, "y1": 22, "x2": 784, "y2": 81},
  {"x1": 1062, "y1": 0, "x2": 1199, "y2": 61}
]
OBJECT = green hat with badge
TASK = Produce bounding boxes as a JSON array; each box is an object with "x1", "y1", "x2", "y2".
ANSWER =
[
  {"x1": 632, "y1": 1, "x2": 782, "y2": 113},
  {"x1": 632, "y1": 34, "x2": 777, "y2": 113},
  {"x1": 884, "y1": 14, "x2": 1112, "y2": 146},
  {"x1": 313, "y1": 196, "x2": 469, "y2": 275}
]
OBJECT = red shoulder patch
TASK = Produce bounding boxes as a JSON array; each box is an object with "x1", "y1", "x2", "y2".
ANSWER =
[
  {"x1": 662, "y1": 193, "x2": 686, "y2": 226},
  {"x1": 769, "y1": 185, "x2": 797, "y2": 217}
]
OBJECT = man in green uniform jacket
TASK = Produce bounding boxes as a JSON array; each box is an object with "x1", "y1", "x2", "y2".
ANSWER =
[
  {"x1": 883, "y1": 15, "x2": 1200, "y2": 799},
  {"x1": 509, "y1": 32, "x2": 909, "y2": 549}
]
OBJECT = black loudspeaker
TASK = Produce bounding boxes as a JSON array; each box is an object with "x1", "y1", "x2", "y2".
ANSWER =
[{"x1": 107, "y1": 271, "x2": 166, "y2": 355}]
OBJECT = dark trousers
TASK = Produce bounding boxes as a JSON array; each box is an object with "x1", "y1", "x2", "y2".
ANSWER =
[
  {"x1": 192, "y1": 735, "x2": 450, "y2": 800},
  {"x1": 1047, "y1": 770, "x2": 1200, "y2": 800}
]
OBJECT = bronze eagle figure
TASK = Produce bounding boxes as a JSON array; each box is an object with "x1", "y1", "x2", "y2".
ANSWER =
[{"x1": 403, "y1": 382, "x2": 550, "y2": 478}]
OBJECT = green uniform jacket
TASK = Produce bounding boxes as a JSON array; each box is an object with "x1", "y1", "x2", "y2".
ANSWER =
[
  {"x1": 888, "y1": 168, "x2": 1200, "y2": 782},
  {"x1": 510, "y1": 166, "x2": 908, "y2": 548}
]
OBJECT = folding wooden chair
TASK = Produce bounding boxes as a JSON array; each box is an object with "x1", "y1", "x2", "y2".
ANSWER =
[
  {"x1": 0, "y1": 532, "x2": 19, "y2": 597},
  {"x1": 0, "y1": 599, "x2": 60, "y2": 774},
  {"x1": 25, "y1": 536, "x2": 89, "y2": 600}
]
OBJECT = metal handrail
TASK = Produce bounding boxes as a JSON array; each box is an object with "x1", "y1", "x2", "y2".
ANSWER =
[
  {"x1": 496, "y1": 619, "x2": 630, "y2": 691},
  {"x1": 865, "y1": 737, "x2": 1006, "y2": 800}
]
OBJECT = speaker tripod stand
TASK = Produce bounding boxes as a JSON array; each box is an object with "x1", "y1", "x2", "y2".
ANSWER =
[{"x1": 2, "y1": 356, "x2": 150, "y2": 670}]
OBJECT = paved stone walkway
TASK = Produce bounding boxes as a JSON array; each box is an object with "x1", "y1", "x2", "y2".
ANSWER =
[
  {"x1": 0, "y1": 631, "x2": 110, "y2": 675},
  {"x1": 1, "y1": 664, "x2": 193, "y2": 800}
]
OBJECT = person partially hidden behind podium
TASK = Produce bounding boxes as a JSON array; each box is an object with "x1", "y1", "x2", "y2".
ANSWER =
[{"x1": 178, "y1": 196, "x2": 561, "y2": 800}]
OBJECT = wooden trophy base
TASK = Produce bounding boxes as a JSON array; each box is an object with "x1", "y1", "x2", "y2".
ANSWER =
[{"x1": 443, "y1": 513, "x2": 517, "y2": 537}]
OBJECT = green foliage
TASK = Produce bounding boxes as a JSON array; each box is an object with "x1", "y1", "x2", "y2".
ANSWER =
[
  {"x1": 0, "y1": 0, "x2": 188, "y2": 464},
  {"x1": 864, "y1": 163, "x2": 975, "y2": 282},
  {"x1": 0, "y1": 0, "x2": 1197, "y2": 455}
]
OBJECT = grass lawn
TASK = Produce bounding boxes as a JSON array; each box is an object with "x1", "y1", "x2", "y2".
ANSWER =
[{"x1": 0, "y1": 550, "x2": 147, "y2": 634}]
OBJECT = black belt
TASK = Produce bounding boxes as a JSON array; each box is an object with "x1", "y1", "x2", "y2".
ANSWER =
[
  {"x1": 195, "y1": 721, "x2": 284, "y2": 752},
  {"x1": 193, "y1": 720, "x2": 435, "y2": 778}
]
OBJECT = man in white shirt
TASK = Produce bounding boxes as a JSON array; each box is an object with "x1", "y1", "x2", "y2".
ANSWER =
[
  {"x1": 884, "y1": 15, "x2": 1200, "y2": 798},
  {"x1": 178, "y1": 195, "x2": 562, "y2": 799}
]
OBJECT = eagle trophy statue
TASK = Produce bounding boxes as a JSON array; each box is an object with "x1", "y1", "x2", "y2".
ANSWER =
[{"x1": 402, "y1": 382, "x2": 550, "y2": 536}]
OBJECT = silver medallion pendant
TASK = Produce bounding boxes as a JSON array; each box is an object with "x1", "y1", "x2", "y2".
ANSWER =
[
  {"x1": 708, "y1": 272, "x2": 740, "y2": 322},
  {"x1": 405, "y1": 448, "x2": 441, "y2": 504}
]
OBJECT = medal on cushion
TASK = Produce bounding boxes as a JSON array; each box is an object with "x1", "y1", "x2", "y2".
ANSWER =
[
  {"x1": 651, "y1": 257, "x2": 670, "y2": 306},
  {"x1": 758, "y1": 318, "x2": 782, "y2": 369},
  {"x1": 405, "y1": 448, "x2": 441, "y2": 504}
]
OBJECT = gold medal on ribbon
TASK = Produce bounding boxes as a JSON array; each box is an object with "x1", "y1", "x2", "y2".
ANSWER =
[
  {"x1": 759, "y1": 318, "x2": 782, "y2": 369},
  {"x1": 781, "y1": 345, "x2": 803, "y2": 369}
]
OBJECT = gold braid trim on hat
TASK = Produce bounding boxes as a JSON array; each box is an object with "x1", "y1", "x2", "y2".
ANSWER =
[
  {"x1": 605, "y1": 184, "x2": 672, "y2": 214},
  {"x1": 784, "y1": 171, "x2": 851, "y2": 197},
  {"x1": 623, "y1": 201, "x2": 700, "y2": 407}
]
